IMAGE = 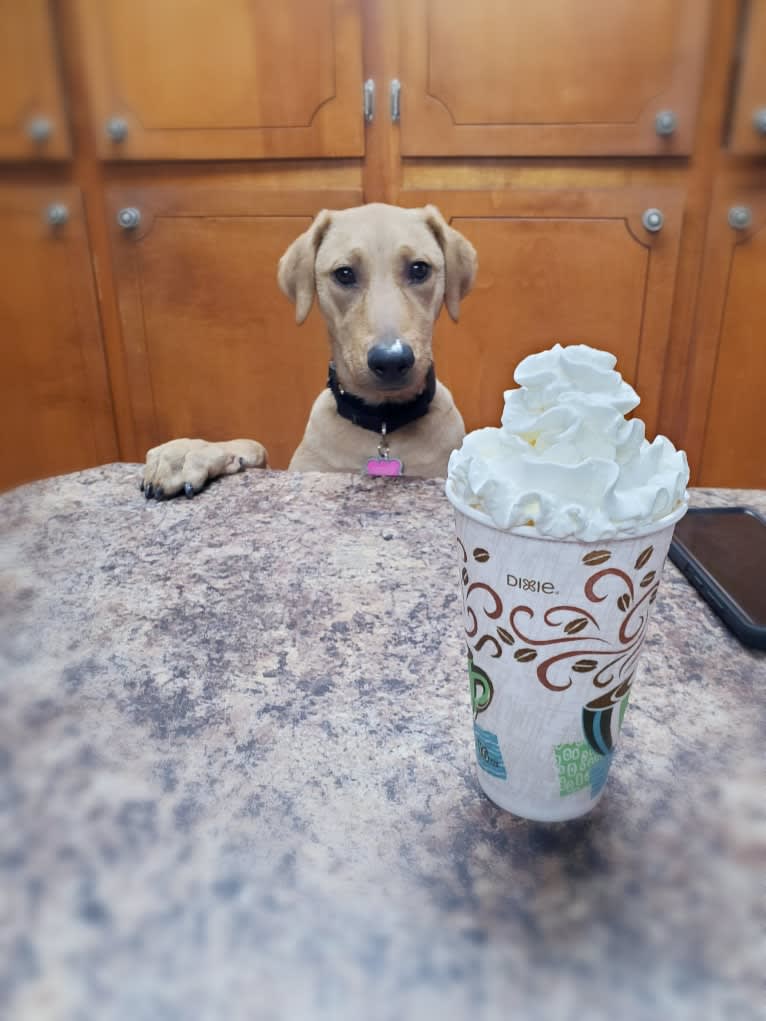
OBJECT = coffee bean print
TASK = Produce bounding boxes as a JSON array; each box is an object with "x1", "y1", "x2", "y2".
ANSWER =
[
  {"x1": 473, "y1": 548, "x2": 490, "y2": 563},
  {"x1": 640, "y1": 571, "x2": 656, "y2": 588},
  {"x1": 496, "y1": 626, "x2": 515, "y2": 645},
  {"x1": 572, "y1": 659, "x2": 598, "y2": 673},
  {"x1": 514, "y1": 648, "x2": 537, "y2": 663},
  {"x1": 635, "y1": 546, "x2": 654, "y2": 570},
  {"x1": 461, "y1": 567, "x2": 469, "y2": 586},
  {"x1": 564, "y1": 617, "x2": 588, "y2": 635},
  {"x1": 583, "y1": 550, "x2": 611, "y2": 566},
  {"x1": 617, "y1": 593, "x2": 631, "y2": 612}
]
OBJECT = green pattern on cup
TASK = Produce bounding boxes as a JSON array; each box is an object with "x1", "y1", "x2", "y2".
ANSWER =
[{"x1": 554, "y1": 741, "x2": 602, "y2": 795}]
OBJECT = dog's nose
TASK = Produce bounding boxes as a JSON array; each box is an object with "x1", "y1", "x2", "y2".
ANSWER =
[{"x1": 367, "y1": 340, "x2": 415, "y2": 384}]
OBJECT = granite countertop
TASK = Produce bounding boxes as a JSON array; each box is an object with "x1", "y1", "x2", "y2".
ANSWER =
[{"x1": 0, "y1": 466, "x2": 764, "y2": 1021}]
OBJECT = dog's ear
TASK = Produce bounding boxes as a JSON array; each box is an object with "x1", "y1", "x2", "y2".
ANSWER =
[
  {"x1": 277, "y1": 210, "x2": 332, "y2": 324},
  {"x1": 421, "y1": 205, "x2": 477, "y2": 322}
]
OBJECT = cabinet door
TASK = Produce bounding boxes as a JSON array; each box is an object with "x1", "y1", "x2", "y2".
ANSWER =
[
  {"x1": 403, "y1": 188, "x2": 684, "y2": 439},
  {"x1": 76, "y1": 0, "x2": 364, "y2": 160},
  {"x1": 399, "y1": 0, "x2": 710, "y2": 156},
  {"x1": 107, "y1": 184, "x2": 363, "y2": 467},
  {"x1": 687, "y1": 192, "x2": 766, "y2": 487},
  {"x1": 0, "y1": 0, "x2": 70, "y2": 159},
  {"x1": 0, "y1": 187, "x2": 117, "y2": 490},
  {"x1": 729, "y1": 0, "x2": 766, "y2": 155}
]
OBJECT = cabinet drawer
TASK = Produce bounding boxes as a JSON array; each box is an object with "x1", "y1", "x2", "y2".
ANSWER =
[
  {"x1": 75, "y1": 0, "x2": 364, "y2": 160},
  {"x1": 399, "y1": 0, "x2": 710, "y2": 156}
]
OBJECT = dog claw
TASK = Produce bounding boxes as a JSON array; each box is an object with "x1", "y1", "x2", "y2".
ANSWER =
[
  {"x1": 145, "y1": 484, "x2": 154, "y2": 500},
  {"x1": 239, "y1": 457, "x2": 245, "y2": 469},
  {"x1": 184, "y1": 482, "x2": 195, "y2": 499},
  {"x1": 139, "y1": 479, "x2": 145, "y2": 492},
  {"x1": 154, "y1": 486, "x2": 165, "y2": 501}
]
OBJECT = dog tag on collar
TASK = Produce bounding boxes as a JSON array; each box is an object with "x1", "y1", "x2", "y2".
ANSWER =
[
  {"x1": 366, "y1": 423, "x2": 403, "y2": 476},
  {"x1": 366, "y1": 456, "x2": 404, "y2": 476}
]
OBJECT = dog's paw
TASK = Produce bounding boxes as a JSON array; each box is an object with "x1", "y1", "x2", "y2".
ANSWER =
[{"x1": 141, "y1": 438, "x2": 267, "y2": 500}]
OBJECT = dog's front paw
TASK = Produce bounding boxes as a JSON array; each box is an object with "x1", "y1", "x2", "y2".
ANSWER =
[{"x1": 141, "y1": 438, "x2": 267, "y2": 500}]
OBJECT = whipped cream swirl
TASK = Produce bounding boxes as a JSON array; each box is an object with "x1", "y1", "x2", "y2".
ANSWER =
[{"x1": 446, "y1": 344, "x2": 689, "y2": 541}]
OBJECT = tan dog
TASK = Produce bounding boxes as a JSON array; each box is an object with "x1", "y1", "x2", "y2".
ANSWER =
[{"x1": 141, "y1": 204, "x2": 477, "y2": 498}]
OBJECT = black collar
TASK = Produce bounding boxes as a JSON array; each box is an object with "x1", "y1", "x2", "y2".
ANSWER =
[{"x1": 327, "y1": 363, "x2": 437, "y2": 434}]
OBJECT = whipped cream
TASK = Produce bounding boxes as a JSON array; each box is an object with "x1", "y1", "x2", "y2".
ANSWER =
[{"x1": 446, "y1": 344, "x2": 689, "y2": 541}]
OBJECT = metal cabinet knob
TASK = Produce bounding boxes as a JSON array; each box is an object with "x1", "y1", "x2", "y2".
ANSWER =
[
  {"x1": 642, "y1": 208, "x2": 664, "y2": 233},
  {"x1": 46, "y1": 203, "x2": 69, "y2": 227},
  {"x1": 728, "y1": 206, "x2": 752, "y2": 231},
  {"x1": 753, "y1": 109, "x2": 766, "y2": 136},
  {"x1": 106, "y1": 117, "x2": 128, "y2": 143},
  {"x1": 27, "y1": 116, "x2": 52, "y2": 144},
  {"x1": 117, "y1": 207, "x2": 141, "y2": 230},
  {"x1": 655, "y1": 110, "x2": 677, "y2": 136}
]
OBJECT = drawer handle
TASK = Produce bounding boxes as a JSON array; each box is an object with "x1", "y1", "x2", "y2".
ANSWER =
[
  {"x1": 46, "y1": 203, "x2": 69, "y2": 227},
  {"x1": 641, "y1": 208, "x2": 664, "y2": 233},
  {"x1": 117, "y1": 207, "x2": 141, "y2": 230},
  {"x1": 654, "y1": 110, "x2": 677, "y2": 136},
  {"x1": 728, "y1": 206, "x2": 752, "y2": 231},
  {"x1": 363, "y1": 79, "x2": 375, "y2": 123},
  {"x1": 390, "y1": 79, "x2": 401, "y2": 123},
  {"x1": 106, "y1": 117, "x2": 129, "y2": 143},
  {"x1": 27, "y1": 116, "x2": 52, "y2": 144},
  {"x1": 753, "y1": 109, "x2": 766, "y2": 136}
]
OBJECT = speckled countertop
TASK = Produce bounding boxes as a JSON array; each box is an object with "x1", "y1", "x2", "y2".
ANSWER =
[{"x1": 0, "y1": 466, "x2": 764, "y2": 1021}]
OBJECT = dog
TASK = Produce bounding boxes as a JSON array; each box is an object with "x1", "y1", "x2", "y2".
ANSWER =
[{"x1": 140, "y1": 203, "x2": 477, "y2": 499}]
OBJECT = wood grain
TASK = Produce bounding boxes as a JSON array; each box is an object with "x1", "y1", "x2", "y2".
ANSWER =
[
  {"x1": 0, "y1": 0, "x2": 70, "y2": 159},
  {"x1": 1, "y1": 0, "x2": 762, "y2": 489},
  {"x1": 687, "y1": 180, "x2": 766, "y2": 487},
  {"x1": 361, "y1": 0, "x2": 401, "y2": 203},
  {"x1": 72, "y1": 0, "x2": 365, "y2": 160},
  {"x1": 656, "y1": 0, "x2": 741, "y2": 467},
  {"x1": 729, "y1": 0, "x2": 766, "y2": 154},
  {"x1": 0, "y1": 185, "x2": 117, "y2": 490},
  {"x1": 106, "y1": 183, "x2": 363, "y2": 467},
  {"x1": 399, "y1": 0, "x2": 711, "y2": 156},
  {"x1": 402, "y1": 187, "x2": 684, "y2": 440}
]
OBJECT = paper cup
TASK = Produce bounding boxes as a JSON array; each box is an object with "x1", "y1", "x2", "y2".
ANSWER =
[{"x1": 447, "y1": 492, "x2": 687, "y2": 822}]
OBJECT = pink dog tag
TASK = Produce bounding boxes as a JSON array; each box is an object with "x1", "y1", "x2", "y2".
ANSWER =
[{"x1": 366, "y1": 457, "x2": 404, "y2": 476}]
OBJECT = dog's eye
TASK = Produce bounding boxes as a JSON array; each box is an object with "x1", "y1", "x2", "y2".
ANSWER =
[
  {"x1": 408, "y1": 261, "x2": 431, "y2": 283},
  {"x1": 333, "y1": 266, "x2": 357, "y2": 287}
]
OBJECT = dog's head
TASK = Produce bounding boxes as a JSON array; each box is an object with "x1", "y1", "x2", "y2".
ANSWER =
[{"x1": 278, "y1": 203, "x2": 477, "y2": 403}]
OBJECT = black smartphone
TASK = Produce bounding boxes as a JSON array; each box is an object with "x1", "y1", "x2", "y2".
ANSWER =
[{"x1": 668, "y1": 506, "x2": 766, "y2": 650}]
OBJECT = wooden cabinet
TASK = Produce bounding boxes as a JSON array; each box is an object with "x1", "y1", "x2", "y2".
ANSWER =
[
  {"x1": 729, "y1": 0, "x2": 766, "y2": 155},
  {"x1": 74, "y1": 0, "x2": 365, "y2": 160},
  {"x1": 404, "y1": 188, "x2": 684, "y2": 438},
  {"x1": 0, "y1": 0, "x2": 763, "y2": 489},
  {"x1": 107, "y1": 183, "x2": 362, "y2": 467},
  {"x1": 0, "y1": 186, "x2": 117, "y2": 490},
  {"x1": 398, "y1": 0, "x2": 710, "y2": 156},
  {"x1": 688, "y1": 187, "x2": 766, "y2": 487},
  {"x1": 0, "y1": 0, "x2": 70, "y2": 159}
]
